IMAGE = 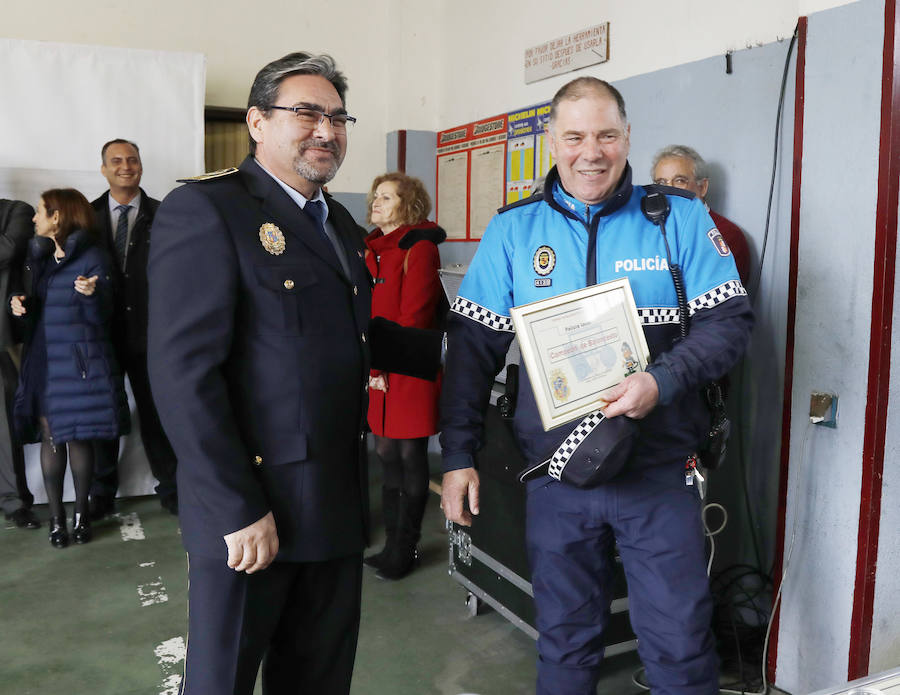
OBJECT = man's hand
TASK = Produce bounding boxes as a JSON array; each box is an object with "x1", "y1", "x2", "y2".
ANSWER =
[
  {"x1": 223, "y1": 511, "x2": 279, "y2": 574},
  {"x1": 601, "y1": 372, "x2": 659, "y2": 420},
  {"x1": 441, "y1": 468, "x2": 480, "y2": 527},
  {"x1": 10, "y1": 295, "x2": 26, "y2": 317}
]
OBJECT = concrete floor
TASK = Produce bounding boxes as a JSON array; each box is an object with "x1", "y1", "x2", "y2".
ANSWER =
[{"x1": 0, "y1": 479, "x2": 780, "y2": 694}]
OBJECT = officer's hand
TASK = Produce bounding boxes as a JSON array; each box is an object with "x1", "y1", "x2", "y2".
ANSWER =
[
  {"x1": 441, "y1": 468, "x2": 480, "y2": 527},
  {"x1": 223, "y1": 511, "x2": 279, "y2": 574},
  {"x1": 10, "y1": 295, "x2": 26, "y2": 317},
  {"x1": 601, "y1": 372, "x2": 659, "y2": 419},
  {"x1": 369, "y1": 374, "x2": 388, "y2": 392}
]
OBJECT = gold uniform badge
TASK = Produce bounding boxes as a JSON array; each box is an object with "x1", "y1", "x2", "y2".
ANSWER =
[{"x1": 259, "y1": 223, "x2": 286, "y2": 255}]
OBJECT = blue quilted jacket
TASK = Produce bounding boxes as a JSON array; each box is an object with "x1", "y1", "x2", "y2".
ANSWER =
[{"x1": 13, "y1": 231, "x2": 130, "y2": 444}]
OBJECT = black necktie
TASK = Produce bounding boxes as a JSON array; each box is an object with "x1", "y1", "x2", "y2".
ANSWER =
[
  {"x1": 305, "y1": 200, "x2": 349, "y2": 277},
  {"x1": 114, "y1": 204, "x2": 129, "y2": 269},
  {"x1": 303, "y1": 200, "x2": 328, "y2": 241}
]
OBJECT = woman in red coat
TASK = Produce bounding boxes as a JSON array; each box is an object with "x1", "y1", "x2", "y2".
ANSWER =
[{"x1": 363, "y1": 173, "x2": 446, "y2": 580}]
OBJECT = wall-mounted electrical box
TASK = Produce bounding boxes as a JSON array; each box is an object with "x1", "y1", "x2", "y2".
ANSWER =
[{"x1": 810, "y1": 391, "x2": 838, "y2": 427}]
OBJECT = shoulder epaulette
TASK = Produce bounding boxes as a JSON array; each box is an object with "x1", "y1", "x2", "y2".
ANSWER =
[
  {"x1": 177, "y1": 167, "x2": 239, "y2": 183},
  {"x1": 497, "y1": 193, "x2": 543, "y2": 214},
  {"x1": 641, "y1": 184, "x2": 695, "y2": 200}
]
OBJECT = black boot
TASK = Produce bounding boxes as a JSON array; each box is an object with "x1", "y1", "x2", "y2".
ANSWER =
[
  {"x1": 364, "y1": 487, "x2": 400, "y2": 570},
  {"x1": 49, "y1": 516, "x2": 69, "y2": 549},
  {"x1": 376, "y1": 492, "x2": 428, "y2": 581},
  {"x1": 72, "y1": 512, "x2": 92, "y2": 544}
]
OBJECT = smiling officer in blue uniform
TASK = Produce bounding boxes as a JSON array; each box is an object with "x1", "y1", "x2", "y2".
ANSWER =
[
  {"x1": 148, "y1": 53, "x2": 372, "y2": 695},
  {"x1": 440, "y1": 77, "x2": 754, "y2": 695}
]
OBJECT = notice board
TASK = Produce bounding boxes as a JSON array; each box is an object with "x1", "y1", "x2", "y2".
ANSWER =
[
  {"x1": 506, "y1": 101, "x2": 554, "y2": 204},
  {"x1": 436, "y1": 115, "x2": 507, "y2": 241},
  {"x1": 436, "y1": 101, "x2": 558, "y2": 241}
]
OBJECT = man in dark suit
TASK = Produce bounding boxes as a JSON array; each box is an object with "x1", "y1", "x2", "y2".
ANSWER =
[
  {"x1": 90, "y1": 139, "x2": 177, "y2": 518},
  {"x1": 0, "y1": 198, "x2": 38, "y2": 529},
  {"x1": 147, "y1": 53, "x2": 372, "y2": 695}
]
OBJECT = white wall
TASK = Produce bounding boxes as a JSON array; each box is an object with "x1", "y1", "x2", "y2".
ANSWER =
[
  {"x1": 0, "y1": 38, "x2": 206, "y2": 502},
  {"x1": 0, "y1": 39, "x2": 204, "y2": 201},
  {"x1": 1, "y1": 0, "x2": 393, "y2": 195},
  {"x1": 404, "y1": 0, "x2": 856, "y2": 132},
  {"x1": 2, "y1": 0, "x2": 855, "y2": 194}
]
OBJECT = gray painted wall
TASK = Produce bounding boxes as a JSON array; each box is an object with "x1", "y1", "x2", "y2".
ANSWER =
[
  {"x1": 623, "y1": 38, "x2": 797, "y2": 578},
  {"x1": 777, "y1": 1, "x2": 886, "y2": 690},
  {"x1": 330, "y1": 191, "x2": 368, "y2": 228}
]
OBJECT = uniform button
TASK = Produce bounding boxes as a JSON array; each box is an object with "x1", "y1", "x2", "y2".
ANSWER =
[
  {"x1": 283, "y1": 279, "x2": 295, "y2": 290},
  {"x1": 361, "y1": 332, "x2": 367, "y2": 343},
  {"x1": 126, "y1": 306, "x2": 132, "y2": 311},
  {"x1": 359, "y1": 432, "x2": 365, "y2": 441},
  {"x1": 353, "y1": 285, "x2": 358, "y2": 295},
  {"x1": 254, "y1": 455, "x2": 263, "y2": 466}
]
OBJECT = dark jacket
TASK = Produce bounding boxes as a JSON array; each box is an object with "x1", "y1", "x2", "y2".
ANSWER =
[
  {"x1": 365, "y1": 221, "x2": 445, "y2": 438},
  {"x1": 91, "y1": 189, "x2": 159, "y2": 355},
  {"x1": 13, "y1": 231, "x2": 130, "y2": 444},
  {"x1": 148, "y1": 156, "x2": 373, "y2": 562},
  {"x1": 0, "y1": 200, "x2": 34, "y2": 349}
]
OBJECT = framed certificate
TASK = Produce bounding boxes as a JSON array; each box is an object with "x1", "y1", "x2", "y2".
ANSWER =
[{"x1": 510, "y1": 279, "x2": 650, "y2": 431}]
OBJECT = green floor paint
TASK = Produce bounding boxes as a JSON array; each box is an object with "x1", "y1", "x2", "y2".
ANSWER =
[{"x1": 1, "y1": 490, "x2": 649, "y2": 695}]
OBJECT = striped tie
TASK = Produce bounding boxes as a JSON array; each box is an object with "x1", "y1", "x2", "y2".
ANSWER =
[{"x1": 114, "y1": 204, "x2": 129, "y2": 269}]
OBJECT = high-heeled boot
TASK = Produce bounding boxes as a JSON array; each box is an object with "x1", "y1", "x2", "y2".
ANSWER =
[
  {"x1": 72, "y1": 512, "x2": 92, "y2": 544},
  {"x1": 376, "y1": 492, "x2": 428, "y2": 581},
  {"x1": 364, "y1": 487, "x2": 400, "y2": 570},
  {"x1": 49, "y1": 516, "x2": 69, "y2": 549}
]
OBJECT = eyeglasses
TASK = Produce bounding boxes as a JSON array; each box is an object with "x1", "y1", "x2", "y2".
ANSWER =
[
  {"x1": 653, "y1": 176, "x2": 698, "y2": 188},
  {"x1": 270, "y1": 105, "x2": 357, "y2": 133}
]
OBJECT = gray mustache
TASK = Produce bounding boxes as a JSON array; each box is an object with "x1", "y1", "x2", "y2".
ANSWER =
[{"x1": 299, "y1": 139, "x2": 340, "y2": 157}]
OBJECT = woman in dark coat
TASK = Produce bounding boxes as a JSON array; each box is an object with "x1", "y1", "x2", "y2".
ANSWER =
[
  {"x1": 10, "y1": 189, "x2": 128, "y2": 548},
  {"x1": 363, "y1": 172, "x2": 446, "y2": 580}
]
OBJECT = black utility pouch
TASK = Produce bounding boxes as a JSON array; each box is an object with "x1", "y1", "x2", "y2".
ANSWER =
[{"x1": 697, "y1": 383, "x2": 731, "y2": 470}]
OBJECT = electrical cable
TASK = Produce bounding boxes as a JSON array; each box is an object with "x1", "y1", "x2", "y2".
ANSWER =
[
  {"x1": 711, "y1": 26, "x2": 802, "y2": 695},
  {"x1": 755, "y1": 422, "x2": 812, "y2": 695},
  {"x1": 703, "y1": 502, "x2": 729, "y2": 576},
  {"x1": 735, "y1": 19, "x2": 801, "y2": 579},
  {"x1": 750, "y1": 23, "x2": 798, "y2": 301}
]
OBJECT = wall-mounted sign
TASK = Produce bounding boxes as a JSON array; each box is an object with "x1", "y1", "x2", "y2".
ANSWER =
[{"x1": 524, "y1": 22, "x2": 610, "y2": 84}]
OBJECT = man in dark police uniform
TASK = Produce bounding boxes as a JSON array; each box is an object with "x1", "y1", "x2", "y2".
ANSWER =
[{"x1": 148, "y1": 52, "x2": 373, "y2": 694}]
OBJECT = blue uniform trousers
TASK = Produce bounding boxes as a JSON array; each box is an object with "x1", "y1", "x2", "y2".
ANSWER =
[
  {"x1": 526, "y1": 462, "x2": 718, "y2": 695},
  {"x1": 181, "y1": 552, "x2": 362, "y2": 695}
]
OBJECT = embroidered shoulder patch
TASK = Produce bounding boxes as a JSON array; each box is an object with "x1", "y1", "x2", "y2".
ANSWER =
[{"x1": 707, "y1": 228, "x2": 731, "y2": 257}]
